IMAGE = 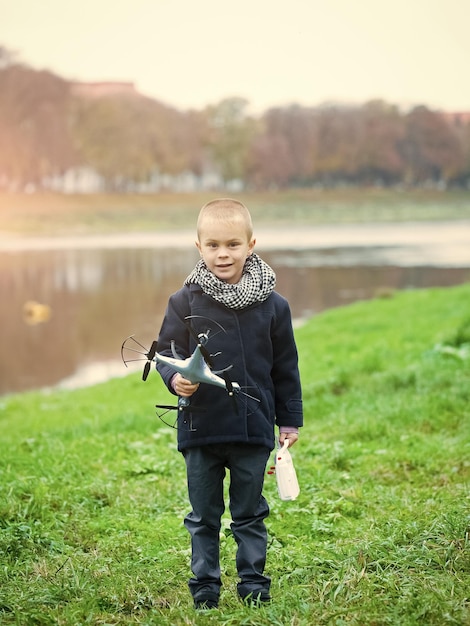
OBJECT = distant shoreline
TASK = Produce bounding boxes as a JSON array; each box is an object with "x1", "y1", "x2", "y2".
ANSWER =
[{"x1": 1, "y1": 220, "x2": 470, "y2": 253}]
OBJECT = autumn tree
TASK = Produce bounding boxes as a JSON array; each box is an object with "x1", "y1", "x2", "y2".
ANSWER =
[
  {"x1": 401, "y1": 106, "x2": 464, "y2": 185},
  {"x1": 207, "y1": 98, "x2": 257, "y2": 183},
  {"x1": 247, "y1": 105, "x2": 319, "y2": 188},
  {"x1": 440, "y1": 113, "x2": 470, "y2": 186},
  {"x1": 352, "y1": 100, "x2": 406, "y2": 184},
  {"x1": 0, "y1": 63, "x2": 76, "y2": 189},
  {"x1": 247, "y1": 111, "x2": 291, "y2": 189}
]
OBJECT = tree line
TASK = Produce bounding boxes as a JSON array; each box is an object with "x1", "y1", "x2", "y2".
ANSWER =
[{"x1": 1, "y1": 48, "x2": 469, "y2": 192}]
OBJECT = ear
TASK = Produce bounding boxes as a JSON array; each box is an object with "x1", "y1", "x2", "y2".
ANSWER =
[
  {"x1": 195, "y1": 240, "x2": 202, "y2": 255},
  {"x1": 248, "y1": 238, "x2": 256, "y2": 255}
]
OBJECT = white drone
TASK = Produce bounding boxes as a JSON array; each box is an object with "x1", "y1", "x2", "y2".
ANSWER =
[{"x1": 121, "y1": 316, "x2": 256, "y2": 420}]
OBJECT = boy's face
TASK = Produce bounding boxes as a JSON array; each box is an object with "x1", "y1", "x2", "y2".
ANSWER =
[{"x1": 196, "y1": 217, "x2": 255, "y2": 284}]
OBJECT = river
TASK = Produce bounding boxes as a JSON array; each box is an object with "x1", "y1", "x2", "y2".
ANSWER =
[{"x1": 1, "y1": 220, "x2": 469, "y2": 395}]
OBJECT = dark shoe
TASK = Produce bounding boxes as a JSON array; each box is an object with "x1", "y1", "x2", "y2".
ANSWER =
[
  {"x1": 240, "y1": 589, "x2": 272, "y2": 606},
  {"x1": 194, "y1": 592, "x2": 219, "y2": 610}
]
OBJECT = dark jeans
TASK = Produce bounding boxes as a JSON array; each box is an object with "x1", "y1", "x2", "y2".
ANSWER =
[{"x1": 182, "y1": 443, "x2": 271, "y2": 600}]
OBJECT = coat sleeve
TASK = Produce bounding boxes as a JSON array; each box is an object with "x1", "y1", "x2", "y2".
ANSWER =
[
  {"x1": 156, "y1": 288, "x2": 191, "y2": 393},
  {"x1": 270, "y1": 297, "x2": 303, "y2": 428}
]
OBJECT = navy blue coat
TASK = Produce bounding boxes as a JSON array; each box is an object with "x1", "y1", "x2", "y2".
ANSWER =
[{"x1": 156, "y1": 283, "x2": 303, "y2": 452}]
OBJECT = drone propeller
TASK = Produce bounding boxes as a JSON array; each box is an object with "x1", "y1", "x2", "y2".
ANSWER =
[
  {"x1": 184, "y1": 320, "x2": 213, "y2": 367},
  {"x1": 142, "y1": 340, "x2": 158, "y2": 381},
  {"x1": 121, "y1": 335, "x2": 160, "y2": 382},
  {"x1": 222, "y1": 371, "x2": 239, "y2": 415},
  {"x1": 155, "y1": 399, "x2": 205, "y2": 431},
  {"x1": 184, "y1": 315, "x2": 227, "y2": 369},
  {"x1": 148, "y1": 341, "x2": 157, "y2": 361},
  {"x1": 142, "y1": 362, "x2": 151, "y2": 381},
  {"x1": 156, "y1": 404, "x2": 180, "y2": 411}
]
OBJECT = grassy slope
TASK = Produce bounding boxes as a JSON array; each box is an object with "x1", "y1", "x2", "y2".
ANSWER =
[{"x1": 0, "y1": 283, "x2": 469, "y2": 625}]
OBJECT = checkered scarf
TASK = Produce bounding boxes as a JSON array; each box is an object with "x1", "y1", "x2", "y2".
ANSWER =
[{"x1": 185, "y1": 253, "x2": 276, "y2": 310}]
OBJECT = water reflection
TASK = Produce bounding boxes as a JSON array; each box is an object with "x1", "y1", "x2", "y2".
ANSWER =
[{"x1": 1, "y1": 244, "x2": 469, "y2": 395}]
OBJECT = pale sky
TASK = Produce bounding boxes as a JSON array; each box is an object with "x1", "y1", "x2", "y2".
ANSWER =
[{"x1": 2, "y1": 0, "x2": 469, "y2": 113}]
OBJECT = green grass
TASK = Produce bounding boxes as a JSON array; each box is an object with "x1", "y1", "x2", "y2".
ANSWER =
[
  {"x1": 1, "y1": 283, "x2": 469, "y2": 625},
  {"x1": 1, "y1": 188, "x2": 470, "y2": 236}
]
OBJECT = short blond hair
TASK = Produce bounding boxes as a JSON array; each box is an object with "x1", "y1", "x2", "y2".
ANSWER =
[{"x1": 197, "y1": 198, "x2": 253, "y2": 240}]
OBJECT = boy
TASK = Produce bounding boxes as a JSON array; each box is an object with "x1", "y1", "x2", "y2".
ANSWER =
[{"x1": 156, "y1": 198, "x2": 303, "y2": 609}]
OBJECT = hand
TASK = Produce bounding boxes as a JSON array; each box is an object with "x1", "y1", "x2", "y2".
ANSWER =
[
  {"x1": 172, "y1": 374, "x2": 200, "y2": 397},
  {"x1": 279, "y1": 432, "x2": 299, "y2": 447}
]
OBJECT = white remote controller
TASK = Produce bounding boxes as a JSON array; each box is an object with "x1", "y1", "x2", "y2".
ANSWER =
[{"x1": 274, "y1": 440, "x2": 300, "y2": 501}]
